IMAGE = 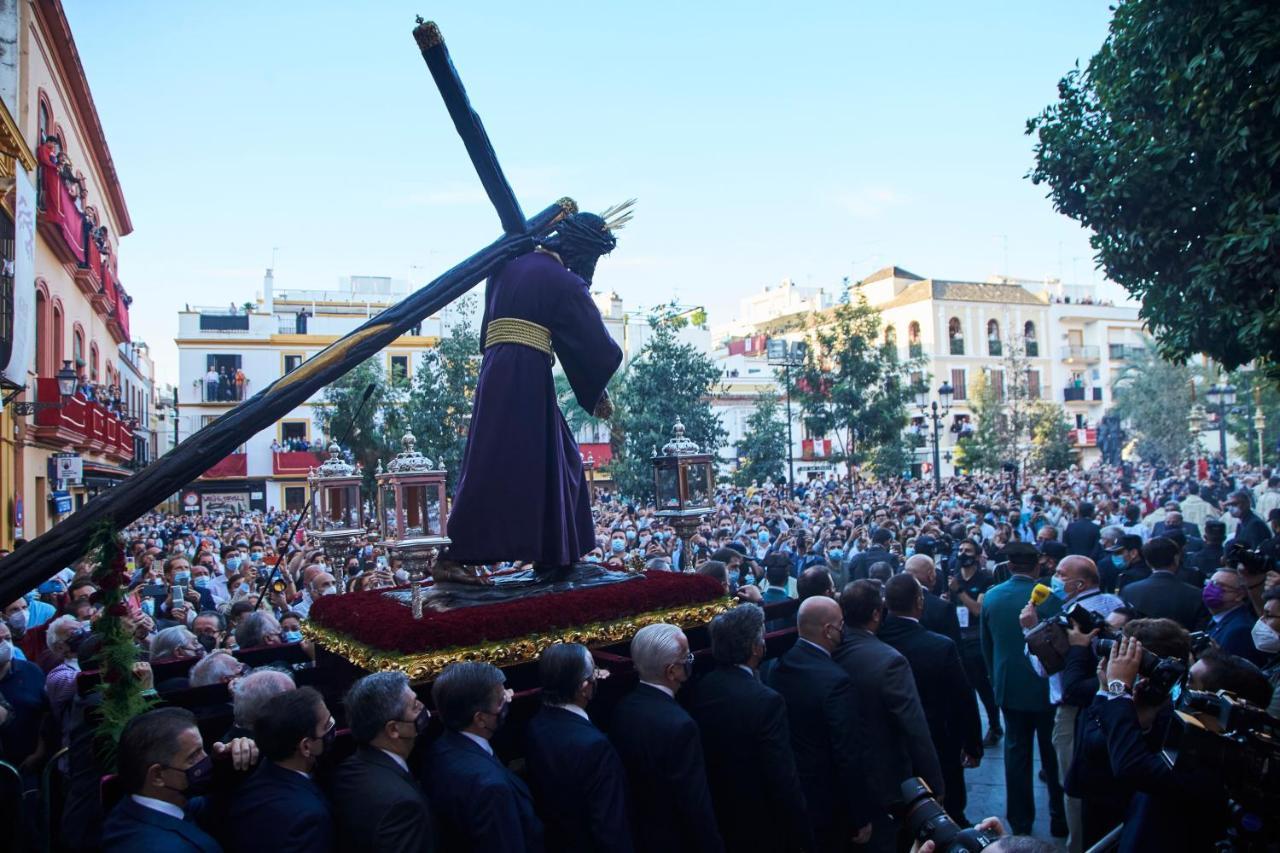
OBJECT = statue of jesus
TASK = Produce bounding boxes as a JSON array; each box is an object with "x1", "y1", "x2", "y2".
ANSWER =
[{"x1": 435, "y1": 203, "x2": 633, "y2": 583}]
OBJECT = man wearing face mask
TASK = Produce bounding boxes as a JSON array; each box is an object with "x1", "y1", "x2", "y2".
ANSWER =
[
  {"x1": 426, "y1": 662, "x2": 542, "y2": 852},
  {"x1": 103, "y1": 706, "x2": 260, "y2": 852},
  {"x1": 0, "y1": 619, "x2": 46, "y2": 781},
  {"x1": 1204, "y1": 570, "x2": 1268, "y2": 665},
  {"x1": 1255, "y1": 589, "x2": 1280, "y2": 717},
  {"x1": 610, "y1": 623, "x2": 722, "y2": 853},
  {"x1": 525, "y1": 643, "x2": 632, "y2": 853},
  {"x1": 229, "y1": 687, "x2": 336, "y2": 853},
  {"x1": 948, "y1": 539, "x2": 1002, "y2": 746},
  {"x1": 1225, "y1": 489, "x2": 1271, "y2": 549},
  {"x1": 327, "y1": 671, "x2": 436, "y2": 852},
  {"x1": 292, "y1": 572, "x2": 337, "y2": 620}
]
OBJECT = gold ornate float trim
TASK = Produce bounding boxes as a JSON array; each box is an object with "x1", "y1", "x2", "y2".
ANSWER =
[{"x1": 302, "y1": 597, "x2": 734, "y2": 683}]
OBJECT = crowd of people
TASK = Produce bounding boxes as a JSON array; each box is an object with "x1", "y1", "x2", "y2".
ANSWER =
[{"x1": 2, "y1": 459, "x2": 1278, "y2": 851}]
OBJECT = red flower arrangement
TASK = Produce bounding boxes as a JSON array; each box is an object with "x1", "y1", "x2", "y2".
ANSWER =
[{"x1": 310, "y1": 571, "x2": 725, "y2": 655}]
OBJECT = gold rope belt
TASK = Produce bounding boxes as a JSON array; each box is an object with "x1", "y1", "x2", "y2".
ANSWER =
[{"x1": 484, "y1": 317, "x2": 554, "y2": 359}]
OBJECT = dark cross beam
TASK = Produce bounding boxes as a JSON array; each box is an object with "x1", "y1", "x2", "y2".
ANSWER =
[{"x1": 0, "y1": 20, "x2": 570, "y2": 602}]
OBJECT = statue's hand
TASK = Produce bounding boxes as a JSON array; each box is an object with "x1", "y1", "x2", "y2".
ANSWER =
[{"x1": 593, "y1": 392, "x2": 614, "y2": 419}]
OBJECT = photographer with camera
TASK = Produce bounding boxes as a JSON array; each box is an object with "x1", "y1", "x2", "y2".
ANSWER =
[{"x1": 1066, "y1": 619, "x2": 1230, "y2": 851}]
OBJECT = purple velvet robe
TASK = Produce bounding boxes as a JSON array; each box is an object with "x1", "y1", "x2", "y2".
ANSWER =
[{"x1": 444, "y1": 251, "x2": 622, "y2": 565}]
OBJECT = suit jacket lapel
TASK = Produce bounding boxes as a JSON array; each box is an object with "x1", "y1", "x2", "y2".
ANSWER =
[{"x1": 128, "y1": 800, "x2": 218, "y2": 853}]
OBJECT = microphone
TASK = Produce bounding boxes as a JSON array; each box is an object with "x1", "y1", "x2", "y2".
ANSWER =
[{"x1": 1030, "y1": 584, "x2": 1052, "y2": 607}]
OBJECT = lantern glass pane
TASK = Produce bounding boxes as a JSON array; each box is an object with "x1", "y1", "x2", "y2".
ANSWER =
[
  {"x1": 426, "y1": 484, "x2": 441, "y2": 536},
  {"x1": 686, "y1": 462, "x2": 710, "y2": 507},
  {"x1": 405, "y1": 483, "x2": 426, "y2": 537},
  {"x1": 656, "y1": 465, "x2": 680, "y2": 508},
  {"x1": 380, "y1": 484, "x2": 398, "y2": 540}
]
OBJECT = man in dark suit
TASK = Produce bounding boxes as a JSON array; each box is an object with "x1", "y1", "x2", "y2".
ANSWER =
[
  {"x1": 688, "y1": 604, "x2": 811, "y2": 852},
  {"x1": 878, "y1": 574, "x2": 983, "y2": 825},
  {"x1": 1113, "y1": 534, "x2": 1150, "y2": 590},
  {"x1": 1204, "y1": 570, "x2": 1268, "y2": 665},
  {"x1": 102, "y1": 707, "x2": 228, "y2": 853},
  {"x1": 1063, "y1": 502, "x2": 1101, "y2": 557},
  {"x1": 609, "y1": 623, "x2": 723, "y2": 853},
  {"x1": 848, "y1": 527, "x2": 900, "y2": 580},
  {"x1": 1226, "y1": 490, "x2": 1271, "y2": 549},
  {"x1": 834, "y1": 580, "x2": 944, "y2": 852},
  {"x1": 327, "y1": 671, "x2": 436, "y2": 853},
  {"x1": 1121, "y1": 537, "x2": 1208, "y2": 631},
  {"x1": 766, "y1": 596, "x2": 873, "y2": 852},
  {"x1": 980, "y1": 542, "x2": 1066, "y2": 837},
  {"x1": 524, "y1": 643, "x2": 632, "y2": 853},
  {"x1": 1151, "y1": 509, "x2": 1201, "y2": 542},
  {"x1": 904, "y1": 554, "x2": 962, "y2": 645},
  {"x1": 1190, "y1": 520, "x2": 1227, "y2": 582},
  {"x1": 425, "y1": 662, "x2": 543, "y2": 853},
  {"x1": 228, "y1": 686, "x2": 335, "y2": 852}
]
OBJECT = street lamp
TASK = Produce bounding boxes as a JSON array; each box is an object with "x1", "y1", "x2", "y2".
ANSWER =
[
  {"x1": 1205, "y1": 382, "x2": 1237, "y2": 464},
  {"x1": 4, "y1": 360, "x2": 79, "y2": 415},
  {"x1": 917, "y1": 380, "x2": 954, "y2": 488}
]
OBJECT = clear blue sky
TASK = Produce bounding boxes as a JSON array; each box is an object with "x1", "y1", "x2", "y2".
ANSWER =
[{"x1": 63, "y1": 1, "x2": 1117, "y2": 385}]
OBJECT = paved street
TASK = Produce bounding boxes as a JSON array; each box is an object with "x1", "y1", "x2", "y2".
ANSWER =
[{"x1": 963, "y1": 705, "x2": 1068, "y2": 849}]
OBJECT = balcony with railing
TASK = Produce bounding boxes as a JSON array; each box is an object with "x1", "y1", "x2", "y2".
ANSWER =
[
  {"x1": 31, "y1": 378, "x2": 134, "y2": 461},
  {"x1": 1108, "y1": 343, "x2": 1144, "y2": 360},
  {"x1": 202, "y1": 453, "x2": 247, "y2": 479},
  {"x1": 908, "y1": 343, "x2": 923, "y2": 359},
  {"x1": 1063, "y1": 386, "x2": 1104, "y2": 403},
  {"x1": 193, "y1": 377, "x2": 249, "y2": 403},
  {"x1": 949, "y1": 337, "x2": 965, "y2": 356},
  {"x1": 1072, "y1": 428, "x2": 1098, "y2": 447},
  {"x1": 1059, "y1": 345, "x2": 1100, "y2": 363},
  {"x1": 273, "y1": 450, "x2": 326, "y2": 476}
]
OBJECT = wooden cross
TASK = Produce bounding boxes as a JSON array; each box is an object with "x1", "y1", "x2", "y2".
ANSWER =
[{"x1": 0, "y1": 20, "x2": 576, "y2": 599}]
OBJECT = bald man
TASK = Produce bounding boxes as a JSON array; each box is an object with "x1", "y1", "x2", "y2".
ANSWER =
[
  {"x1": 904, "y1": 555, "x2": 961, "y2": 645},
  {"x1": 767, "y1": 597, "x2": 872, "y2": 851}
]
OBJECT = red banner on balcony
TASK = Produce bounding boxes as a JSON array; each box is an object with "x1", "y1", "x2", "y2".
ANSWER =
[
  {"x1": 37, "y1": 145, "x2": 86, "y2": 264},
  {"x1": 203, "y1": 454, "x2": 247, "y2": 479},
  {"x1": 273, "y1": 450, "x2": 326, "y2": 476},
  {"x1": 801, "y1": 438, "x2": 832, "y2": 459},
  {"x1": 578, "y1": 442, "x2": 613, "y2": 467}
]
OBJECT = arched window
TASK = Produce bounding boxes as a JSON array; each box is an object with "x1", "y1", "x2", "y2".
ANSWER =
[
  {"x1": 89, "y1": 342, "x2": 99, "y2": 381},
  {"x1": 948, "y1": 318, "x2": 964, "y2": 355},
  {"x1": 72, "y1": 324, "x2": 85, "y2": 371},
  {"x1": 884, "y1": 325, "x2": 897, "y2": 345},
  {"x1": 34, "y1": 286, "x2": 48, "y2": 375},
  {"x1": 987, "y1": 320, "x2": 1002, "y2": 356},
  {"x1": 37, "y1": 94, "x2": 50, "y2": 144},
  {"x1": 907, "y1": 321, "x2": 922, "y2": 356},
  {"x1": 1023, "y1": 321, "x2": 1038, "y2": 356},
  {"x1": 51, "y1": 301, "x2": 64, "y2": 368}
]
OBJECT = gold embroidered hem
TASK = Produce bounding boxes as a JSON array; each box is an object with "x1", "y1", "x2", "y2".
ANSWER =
[
  {"x1": 302, "y1": 596, "x2": 734, "y2": 683},
  {"x1": 484, "y1": 317, "x2": 553, "y2": 357}
]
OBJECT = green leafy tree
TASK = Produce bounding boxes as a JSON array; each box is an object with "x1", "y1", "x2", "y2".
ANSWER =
[
  {"x1": 1225, "y1": 371, "x2": 1280, "y2": 467},
  {"x1": 732, "y1": 393, "x2": 788, "y2": 487},
  {"x1": 312, "y1": 356, "x2": 404, "y2": 496},
  {"x1": 955, "y1": 370, "x2": 1004, "y2": 472},
  {"x1": 1030, "y1": 402, "x2": 1077, "y2": 471},
  {"x1": 1027, "y1": 0, "x2": 1280, "y2": 375},
  {"x1": 403, "y1": 296, "x2": 482, "y2": 490},
  {"x1": 1111, "y1": 342, "x2": 1198, "y2": 465},
  {"x1": 787, "y1": 292, "x2": 922, "y2": 481},
  {"x1": 610, "y1": 315, "x2": 726, "y2": 499}
]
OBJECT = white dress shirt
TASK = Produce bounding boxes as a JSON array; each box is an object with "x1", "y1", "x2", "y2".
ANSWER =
[
  {"x1": 131, "y1": 795, "x2": 185, "y2": 821},
  {"x1": 549, "y1": 703, "x2": 590, "y2": 721},
  {"x1": 378, "y1": 748, "x2": 410, "y2": 773},
  {"x1": 639, "y1": 680, "x2": 675, "y2": 699},
  {"x1": 461, "y1": 731, "x2": 495, "y2": 756}
]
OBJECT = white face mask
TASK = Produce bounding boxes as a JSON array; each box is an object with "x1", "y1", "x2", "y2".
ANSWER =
[
  {"x1": 0, "y1": 639, "x2": 12, "y2": 666},
  {"x1": 1251, "y1": 619, "x2": 1280, "y2": 655}
]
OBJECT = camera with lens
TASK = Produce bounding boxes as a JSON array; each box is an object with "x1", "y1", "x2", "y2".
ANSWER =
[
  {"x1": 1025, "y1": 602, "x2": 1115, "y2": 675},
  {"x1": 1225, "y1": 542, "x2": 1270, "y2": 577},
  {"x1": 898, "y1": 778, "x2": 1000, "y2": 851},
  {"x1": 269, "y1": 577, "x2": 288, "y2": 595},
  {"x1": 1090, "y1": 636, "x2": 1187, "y2": 696},
  {"x1": 1163, "y1": 690, "x2": 1280, "y2": 848}
]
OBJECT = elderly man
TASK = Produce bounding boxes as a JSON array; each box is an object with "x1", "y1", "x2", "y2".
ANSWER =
[
  {"x1": 1204, "y1": 570, "x2": 1268, "y2": 665},
  {"x1": 609, "y1": 623, "x2": 722, "y2": 853},
  {"x1": 292, "y1": 570, "x2": 337, "y2": 619},
  {"x1": 225, "y1": 668, "x2": 295, "y2": 742},
  {"x1": 688, "y1": 605, "x2": 810, "y2": 853},
  {"x1": 1095, "y1": 525, "x2": 1125, "y2": 592},
  {"x1": 235, "y1": 612, "x2": 283, "y2": 650},
  {"x1": 525, "y1": 644, "x2": 631, "y2": 853},
  {"x1": 425, "y1": 662, "x2": 541, "y2": 852},
  {"x1": 1152, "y1": 509, "x2": 1200, "y2": 542},
  {"x1": 904, "y1": 554, "x2": 962, "y2": 645},
  {"x1": 327, "y1": 671, "x2": 435, "y2": 852},
  {"x1": 1021, "y1": 556, "x2": 1123, "y2": 852},
  {"x1": 766, "y1": 596, "x2": 871, "y2": 853}
]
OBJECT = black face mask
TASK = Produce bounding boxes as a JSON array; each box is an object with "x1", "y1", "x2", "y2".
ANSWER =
[
  {"x1": 958, "y1": 553, "x2": 976, "y2": 568},
  {"x1": 197, "y1": 634, "x2": 217, "y2": 654}
]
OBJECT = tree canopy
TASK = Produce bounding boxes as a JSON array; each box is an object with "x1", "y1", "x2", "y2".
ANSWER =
[
  {"x1": 732, "y1": 393, "x2": 789, "y2": 487},
  {"x1": 1027, "y1": 0, "x2": 1280, "y2": 374},
  {"x1": 1110, "y1": 342, "x2": 1199, "y2": 465}
]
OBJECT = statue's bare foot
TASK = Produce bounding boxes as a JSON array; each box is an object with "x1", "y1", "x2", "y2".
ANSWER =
[{"x1": 433, "y1": 559, "x2": 493, "y2": 586}]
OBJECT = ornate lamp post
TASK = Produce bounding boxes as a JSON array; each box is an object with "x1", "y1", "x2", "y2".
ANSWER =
[
  {"x1": 583, "y1": 451, "x2": 596, "y2": 503},
  {"x1": 1205, "y1": 382, "x2": 1237, "y2": 465},
  {"x1": 1253, "y1": 387, "x2": 1266, "y2": 466},
  {"x1": 1188, "y1": 405, "x2": 1206, "y2": 459},
  {"x1": 652, "y1": 420, "x2": 713, "y2": 571},
  {"x1": 4, "y1": 360, "x2": 78, "y2": 415},
  {"x1": 308, "y1": 443, "x2": 364, "y2": 593},
  {"x1": 915, "y1": 380, "x2": 954, "y2": 489},
  {"x1": 376, "y1": 431, "x2": 450, "y2": 618}
]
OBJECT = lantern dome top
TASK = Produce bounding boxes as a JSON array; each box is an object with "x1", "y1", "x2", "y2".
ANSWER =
[
  {"x1": 386, "y1": 430, "x2": 437, "y2": 473},
  {"x1": 661, "y1": 420, "x2": 701, "y2": 456},
  {"x1": 313, "y1": 442, "x2": 356, "y2": 479}
]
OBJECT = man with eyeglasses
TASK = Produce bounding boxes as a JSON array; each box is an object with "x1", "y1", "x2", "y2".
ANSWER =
[
  {"x1": 229, "y1": 686, "x2": 336, "y2": 852},
  {"x1": 610, "y1": 623, "x2": 723, "y2": 852},
  {"x1": 425, "y1": 661, "x2": 542, "y2": 852}
]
